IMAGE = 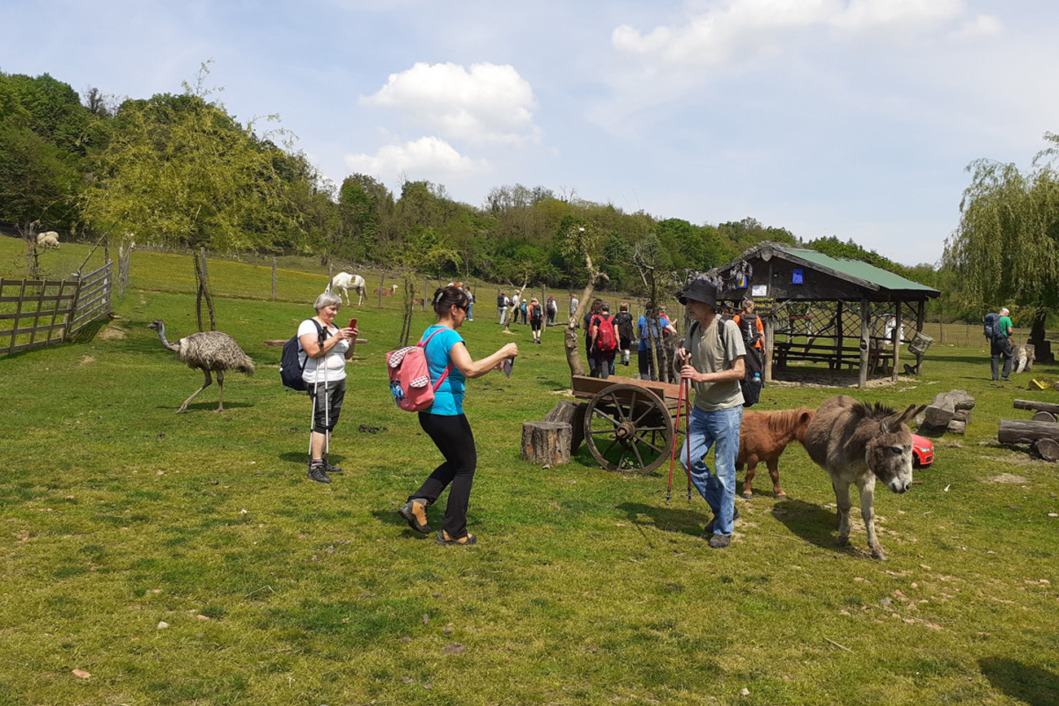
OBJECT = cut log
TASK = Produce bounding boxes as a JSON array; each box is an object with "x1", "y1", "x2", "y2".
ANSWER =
[
  {"x1": 520, "y1": 422, "x2": 572, "y2": 466},
  {"x1": 923, "y1": 390, "x2": 976, "y2": 430},
  {"x1": 1013, "y1": 399, "x2": 1059, "y2": 415},
  {"x1": 998, "y1": 418, "x2": 1059, "y2": 444},
  {"x1": 1032, "y1": 410, "x2": 1057, "y2": 423},
  {"x1": 953, "y1": 409, "x2": 972, "y2": 424},
  {"x1": 543, "y1": 400, "x2": 587, "y2": 452},
  {"x1": 1034, "y1": 438, "x2": 1059, "y2": 462}
]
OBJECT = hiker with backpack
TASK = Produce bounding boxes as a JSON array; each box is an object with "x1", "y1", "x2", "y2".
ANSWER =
[
  {"x1": 584, "y1": 298, "x2": 605, "y2": 377},
  {"x1": 546, "y1": 296, "x2": 558, "y2": 325},
  {"x1": 987, "y1": 306, "x2": 1014, "y2": 382},
  {"x1": 589, "y1": 302, "x2": 619, "y2": 379},
  {"x1": 528, "y1": 297, "x2": 544, "y2": 344},
  {"x1": 297, "y1": 291, "x2": 359, "y2": 484},
  {"x1": 398, "y1": 285, "x2": 518, "y2": 546},
  {"x1": 613, "y1": 302, "x2": 635, "y2": 366},
  {"x1": 675, "y1": 279, "x2": 746, "y2": 549}
]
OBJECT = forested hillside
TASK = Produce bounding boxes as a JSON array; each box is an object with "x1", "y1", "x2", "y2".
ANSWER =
[{"x1": 1, "y1": 70, "x2": 933, "y2": 296}]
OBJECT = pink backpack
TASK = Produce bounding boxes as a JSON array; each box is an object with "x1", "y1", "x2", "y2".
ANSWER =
[{"x1": 386, "y1": 328, "x2": 453, "y2": 412}]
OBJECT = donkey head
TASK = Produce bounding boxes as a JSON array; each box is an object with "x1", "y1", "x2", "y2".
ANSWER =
[{"x1": 866, "y1": 404, "x2": 926, "y2": 494}]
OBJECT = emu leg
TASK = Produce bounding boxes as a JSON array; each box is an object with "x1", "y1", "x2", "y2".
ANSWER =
[
  {"x1": 742, "y1": 461, "x2": 757, "y2": 498},
  {"x1": 832, "y1": 478, "x2": 852, "y2": 546},
  {"x1": 178, "y1": 369, "x2": 213, "y2": 413},
  {"x1": 768, "y1": 459, "x2": 787, "y2": 498},
  {"x1": 858, "y1": 478, "x2": 885, "y2": 560},
  {"x1": 214, "y1": 370, "x2": 225, "y2": 413}
]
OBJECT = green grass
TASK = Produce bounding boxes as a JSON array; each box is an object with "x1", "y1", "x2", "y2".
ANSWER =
[{"x1": 1, "y1": 235, "x2": 1057, "y2": 704}]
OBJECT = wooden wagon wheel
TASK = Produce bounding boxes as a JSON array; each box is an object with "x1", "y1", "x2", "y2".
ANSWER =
[{"x1": 583, "y1": 383, "x2": 676, "y2": 474}]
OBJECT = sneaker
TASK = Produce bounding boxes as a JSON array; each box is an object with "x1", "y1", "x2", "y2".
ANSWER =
[
  {"x1": 307, "y1": 463, "x2": 331, "y2": 484},
  {"x1": 436, "y1": 531, "x2": 477, "y2": 546},
  {"x1": 398, "y1": 498, "x2": 431, "y2": 534},
  {"x1": 702, "y1": 507, "x2": 740, "y2": 535},
  {"x1": 708, "y1": 533, "x2": 731, "y2": 549}
]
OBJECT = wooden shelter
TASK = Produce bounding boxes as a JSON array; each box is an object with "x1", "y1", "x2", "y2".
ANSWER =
[{"x1": 708, "y1": 242, "x2": 940, "y2": 388}]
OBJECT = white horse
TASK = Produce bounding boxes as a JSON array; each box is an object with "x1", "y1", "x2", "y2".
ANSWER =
[{"x1": 331, "y1": 272, "x2": 366, "y2": 306}]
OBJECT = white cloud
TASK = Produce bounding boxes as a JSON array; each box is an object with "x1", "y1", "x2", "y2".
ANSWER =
[
  {"x1": 611, "y1": 0, "x2": 983, "y2": 69},
  {"x1": 344, "y1": 136, "x2": 490, "y2": 182},
  {"x1": 952, "y1": 13, "x2": 1003, "y2": 39},
  {"x1": 360, "y1": 62, "x2": 540, "y2": 145}
]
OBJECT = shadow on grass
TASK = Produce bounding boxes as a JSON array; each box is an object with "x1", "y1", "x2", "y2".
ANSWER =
[
  {"x1": 771, "y1": 498, "x2": 857, "y2": 556},
  {"x1": 979, "y1": 657, "x2": 1059, "y2": 706},
  {"x1": 617, "y1": 501, "x2": 705, "y2": 538}
]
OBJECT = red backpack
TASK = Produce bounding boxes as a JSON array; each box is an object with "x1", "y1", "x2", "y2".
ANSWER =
[
  {"x1": 386, "y1": 328, "x2": 453, "y2": 412},
  {"x1": 592, "y1": 314, "x2": 618, "y2": 352}
]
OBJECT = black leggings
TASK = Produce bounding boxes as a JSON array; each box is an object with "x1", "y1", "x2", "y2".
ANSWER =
[{"x1": 411, "y1": 413, "x2": 477, "y2": 538}]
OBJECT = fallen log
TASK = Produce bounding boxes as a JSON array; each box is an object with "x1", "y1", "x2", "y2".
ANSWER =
[
  {"x1": 520, "y1": 421, "x2": 572, "y2": 466},
  {"x1": 1032, "y1": 410, "x2": 1057, "y2": 423},
  {"x1": 998, "y1": 418, "x2": 1059, "y2": 444},
  {"x1": 1013, "y1": 399, "x2": 1059, "y2": 415},
  {"x1": 1034, "y1": 438, "x2": 1059, "y2": 462}
]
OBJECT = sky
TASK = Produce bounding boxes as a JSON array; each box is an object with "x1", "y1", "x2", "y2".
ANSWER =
[{"x1": 3, "y1": 0, "x2": 1058, "y2": 267}]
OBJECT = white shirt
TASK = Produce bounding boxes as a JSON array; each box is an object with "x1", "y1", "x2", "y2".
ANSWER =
[{"x1": 298, "y1": 319, "x2": 348, "y2": 383}]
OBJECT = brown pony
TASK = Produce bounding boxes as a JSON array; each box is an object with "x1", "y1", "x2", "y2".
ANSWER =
[
  {"x1": 737, "y1": 407, "x2": 814, "y2": 499},
  {"x1": 803, "y1": 396, "x2": 925, "y2": 560}
]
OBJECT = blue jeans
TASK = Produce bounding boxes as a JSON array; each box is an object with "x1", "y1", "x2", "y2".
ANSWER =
[{"x1": 681, "y1": 406, "x2": 743, "y2": 536}]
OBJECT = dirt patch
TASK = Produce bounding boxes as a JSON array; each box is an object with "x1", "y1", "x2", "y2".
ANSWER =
[
  {"x1": 768, "y1": 368, "x2": 920, "y2": 389},
  {"x1": 79, "y1": 355, "x2": 96, "y2": 366},
  {"x1": 97, "y1": 325, "x2": 126, "y2": 340},
  {"x1": 986, "y1": 473, "x2": 1029, "y2": 484}
]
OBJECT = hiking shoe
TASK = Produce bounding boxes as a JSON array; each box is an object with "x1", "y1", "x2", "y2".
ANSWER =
[
  {"x1": 708, "y1": 533, "x2": 732, "y2": 549},
  {"x1": 323, "y1": 461, "x2": 343, "y2": 474},
  {"x1": 436, "y1": 531, "x2": 477, "y2": 546},
  {"x1": 398, "y1": 498, "x2": 431, "y2": 535},
  {"x1": 307, "y1": 464, "x2": 331, "y2": 484},
  {"x1": 703, "y1": 507, "x2": 740, "y2": 535}
]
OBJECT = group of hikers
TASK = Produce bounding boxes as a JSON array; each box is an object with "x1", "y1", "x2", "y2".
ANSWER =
[{"x1": 294, "y1": 279, "x2": 766, "y2": 549}]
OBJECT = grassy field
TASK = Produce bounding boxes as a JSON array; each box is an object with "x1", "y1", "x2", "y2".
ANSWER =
[{"x1": 1, "y1": 237, "x2": 1057, "y2": 705}]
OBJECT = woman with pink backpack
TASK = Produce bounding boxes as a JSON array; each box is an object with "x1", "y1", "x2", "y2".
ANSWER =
[{"x1": 398, "y1": 285, "x2": 518, "y2": 546}]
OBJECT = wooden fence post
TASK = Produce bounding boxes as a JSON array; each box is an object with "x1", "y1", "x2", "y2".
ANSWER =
[{"x1": 272, "y1": 257, "x2": 277, "y2": 300}]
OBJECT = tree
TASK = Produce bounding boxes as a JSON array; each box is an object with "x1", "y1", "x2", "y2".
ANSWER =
[
  {"x1": 558, "y1": 219, "x2": 609, "y2": 376},
  {"x1": 942, "y1": 133, "x2": 1059, "y2": 357},
  {"x1": 80, "y1": 65, "x2": 295, "y2": 330}
]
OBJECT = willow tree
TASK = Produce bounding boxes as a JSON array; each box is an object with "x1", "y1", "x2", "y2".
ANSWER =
[
  {"x1": 80, "y1": 65, "x2": 293, "y2": 330},
  {"x1": 942, "y1": 132, "x2": 1059, "y2": 359}
]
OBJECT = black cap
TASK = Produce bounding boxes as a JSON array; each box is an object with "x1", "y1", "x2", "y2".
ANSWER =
[{"x1": 678, "y1": 279, "x2": 717, "y2": 307}]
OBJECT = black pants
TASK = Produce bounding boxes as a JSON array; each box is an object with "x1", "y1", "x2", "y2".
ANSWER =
[
  {"x1": 991, "y1": 337, "x2": 1012, "y2": 380},
  {"x1": 637, "y1": 347, "x2": 665, "y2": 380},
  {"x1": 308, "y1": 379, "x2": 345, "y2": 434},
  {"x1": 411, "y1": 413, "x2": 477, "y2": 539}
]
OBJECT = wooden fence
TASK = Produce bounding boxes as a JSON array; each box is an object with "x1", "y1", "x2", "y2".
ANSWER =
[{"x1": 0, "y1": 261, "x2": 113, "y2": 355}]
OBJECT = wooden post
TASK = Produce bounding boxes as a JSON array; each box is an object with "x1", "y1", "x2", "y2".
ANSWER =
[
  {"x1": 378, "y1": 274, "x2": 385, "y2": 308},
  {"x1": 424, "y1": 277, "x2": 429, "y2": 311},
  {"x1": 520, "y1": 422, "x2": 573, "y2": 466},
  {"x1": 763, "y1": 316, "x2": 774, "y2": 383},
  {"x1": 892, "y1": 302, "x2": 901, "y2": 383},
  {"x1": 272, "y1": 257, "x2": 277, "y2": 300},
  {"x1": 858, "y1": 298, "x2": 870, "y2": 389}
]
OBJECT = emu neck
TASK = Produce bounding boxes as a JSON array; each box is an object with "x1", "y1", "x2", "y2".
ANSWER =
[{"x1": 155, "y1": 326, "x2": 179, "y2": 352}]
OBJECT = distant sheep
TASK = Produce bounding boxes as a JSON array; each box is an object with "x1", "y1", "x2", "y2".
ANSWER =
[{"x1": 36, "y1": 231, "x2": 60, "y2": 249}]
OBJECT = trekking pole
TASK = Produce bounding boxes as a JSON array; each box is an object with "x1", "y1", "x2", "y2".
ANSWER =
[
  {"x1": 684, "y1": 376, "x2": 693, "y2": 503},
  {"x1": 666, "y1": 369, "x2": 686, "y2": 505}
]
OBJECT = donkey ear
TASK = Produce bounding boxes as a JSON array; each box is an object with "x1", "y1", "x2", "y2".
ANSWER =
[{"x1": 887, "y1": 404, "x2": 924, "y2": 431}]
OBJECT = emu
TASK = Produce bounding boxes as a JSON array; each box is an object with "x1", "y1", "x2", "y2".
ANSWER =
[
  {"x1": 331, "y1": 272, "x2": 366, "y2": 306},
  {"x1": 147, "y1": 320, "x2": 255, "y2": 413}
]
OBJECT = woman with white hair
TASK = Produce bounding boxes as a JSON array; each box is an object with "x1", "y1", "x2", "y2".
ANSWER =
[{"x1": 300, "y1": 291, "x2": 359, "y2": 483}]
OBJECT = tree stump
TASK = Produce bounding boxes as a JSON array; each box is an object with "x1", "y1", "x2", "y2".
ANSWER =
[
  {"x1": 1034, "y1": 438, "x2": 1059, "y2": 462},
  {"x1": 520, "y1": 422, "x2": 572, "y2": 466},
  {"x1": 543, "y1": 400, "x2": 587, "y2": 453}
]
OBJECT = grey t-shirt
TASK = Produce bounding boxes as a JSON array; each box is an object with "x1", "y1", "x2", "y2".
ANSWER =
[{"x1": 688, "y1": 317, "x2": 746, "y2": 412}]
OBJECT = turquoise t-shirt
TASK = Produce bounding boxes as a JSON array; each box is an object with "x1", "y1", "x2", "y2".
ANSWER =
[{"x1": 420, "y1": 325, "x2": 467, "y2": 416}]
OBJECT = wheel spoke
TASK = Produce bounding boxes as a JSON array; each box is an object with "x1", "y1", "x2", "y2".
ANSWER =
[
  {"x1": 635, "y1": 425, "x2": 669, "y2": 434},
  {"x1": 631, "y1": 433, "x2": 666, "y2": 455},
  {"x1": 602, "y1": 437, "x2": 619, "y2": 458},
  {"x1": 607, "y1": 392, "x2": 630, "y2": 423},
  {"x1": 630, "y1": 439, "x2": 647, "y2": 469},
  {"x1": 590, "y1": 408, "x2": 622, "y2": 428}
]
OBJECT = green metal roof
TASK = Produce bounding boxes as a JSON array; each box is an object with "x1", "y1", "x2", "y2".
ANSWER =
[{"x1": 782, "y1": 247, "x2": 938, "y2": 294}]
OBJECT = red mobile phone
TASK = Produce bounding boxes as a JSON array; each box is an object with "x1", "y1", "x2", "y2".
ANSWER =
[{"x1": 349, "y1": 318, "x2": 357, "y2": 330}]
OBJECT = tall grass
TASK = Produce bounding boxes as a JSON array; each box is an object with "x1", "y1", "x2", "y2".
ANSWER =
[{"x1": 0, "y1": 236, "x2": 1056, "y2": 704}]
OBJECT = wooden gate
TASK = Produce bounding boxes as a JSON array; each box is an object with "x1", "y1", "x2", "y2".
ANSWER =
[{"x1": 0, "y1": 262, "x2": 113, "y2": 355}]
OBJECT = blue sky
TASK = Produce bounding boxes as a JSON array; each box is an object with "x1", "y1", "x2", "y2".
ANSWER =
[{"x1": 3, "y1": 0, "x2": 1057, "y2": 266}]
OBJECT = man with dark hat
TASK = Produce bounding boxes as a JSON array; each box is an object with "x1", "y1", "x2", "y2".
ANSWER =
[{"x1": 677, "y1": 278, "x2": 746, "y2": 549}]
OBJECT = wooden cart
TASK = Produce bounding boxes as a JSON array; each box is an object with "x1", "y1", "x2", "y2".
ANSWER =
[{"x1": 571, "y1": 374, "x2": 684, "y2": 474}]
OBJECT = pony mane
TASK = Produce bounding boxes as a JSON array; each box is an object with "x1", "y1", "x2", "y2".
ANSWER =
[{"x1": 761, "y1": 408, "x2": 811, "y2": 433}]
